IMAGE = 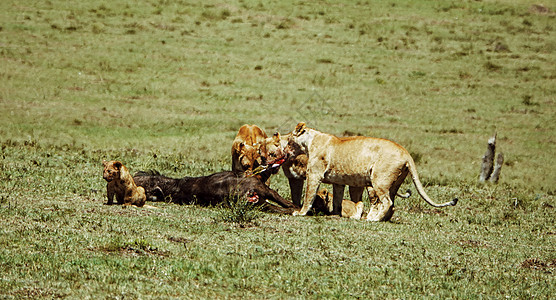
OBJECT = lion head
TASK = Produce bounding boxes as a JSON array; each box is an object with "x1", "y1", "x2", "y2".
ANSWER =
[
  {"x1": 236, "y1": 142, "x2": 263, "y2": 171},
  {"x1": 259, "y1": 132, "x2": 287, "y2": 165},
  {"x1": 287, "y1": 122, "x2": 312, "y2": 155},
  {"x1": 102, "y1": 160, "x2": 123, "y2": 182}
]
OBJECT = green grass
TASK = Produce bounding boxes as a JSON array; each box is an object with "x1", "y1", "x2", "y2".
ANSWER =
[{"x1": 1, "y1": 0, "x2": 555, "y2": 298}]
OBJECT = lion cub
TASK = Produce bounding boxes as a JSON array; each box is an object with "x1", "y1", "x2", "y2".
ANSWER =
[
  {"x1": 312, "y1": 189, "x2": 364, "y2": 219},
  {"x1": 102, "y1": 160, "x2": 146, "y2": 207}
]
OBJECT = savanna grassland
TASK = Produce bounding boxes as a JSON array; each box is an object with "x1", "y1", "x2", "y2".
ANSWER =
[{"x1": 1, "y1": 0, "x2": 555, "y2": 298}]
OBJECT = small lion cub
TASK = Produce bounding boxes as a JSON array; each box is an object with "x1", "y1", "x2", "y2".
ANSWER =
[
  {"x1": 102, "y1": 160, "x2": 146, "y2": 207},
  {"x1": 313, "y1": 189, "x2": 365, "y2": 219}
]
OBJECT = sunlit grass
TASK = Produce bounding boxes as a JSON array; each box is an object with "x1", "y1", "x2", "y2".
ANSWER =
[{"x1": 0, "y1": 0, "x2": 554, "y2": 298}]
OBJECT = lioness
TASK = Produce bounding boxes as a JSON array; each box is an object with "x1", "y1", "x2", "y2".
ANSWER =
[
  {"x1": 261, "y1": 132, "x2": 411, "y2": 209},
  {"x1": 287, "y1": 122, "x2": 458, "y2": 221},
  {"x1": 102, "y1": 160, "x2": 146, "y2": 207},
  {"x1": 261, "y1": 132, "x2": 370, "y2": 207},
  {"x1": 312, "y1": 189, "x2": 365, "y2": 219},
  {"x1": 231, "y1": 124, "x2": 268, "y2": 174}
]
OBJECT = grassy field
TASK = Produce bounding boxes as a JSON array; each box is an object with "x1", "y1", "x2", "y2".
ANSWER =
[{"x1": 1, "y1": 0, "x2": 555, "y2": 298}]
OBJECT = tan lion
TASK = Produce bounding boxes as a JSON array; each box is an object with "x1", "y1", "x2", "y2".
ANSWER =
[
  {"x1": 231, "y1": 124, "x2": 268, "y2": 174},
  {"x1": 261, "y1": 131, "x2": 411, "y2": 211},
  {"x1": 103, "y1": 160, "x2": 146, "y2": 207},
  {"x1": 287, "y1": 122, "x2": 458, "y2": 221}
]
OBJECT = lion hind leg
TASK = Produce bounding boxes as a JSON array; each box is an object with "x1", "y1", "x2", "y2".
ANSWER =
[
  {"x1": 366, "y1": 189, "x2": 394, "y2": 222},
  {"x1": 366, "y1": 166, "x2": 405, "y2": 221},
  {"x1": 331, "y1": 184, "x2": 345, "y2": 216},
  {"x1": 348, "y1": 186, "x2": 364, "y2": 203},
  {"x1": 134, "y1": 186, "x2": 146, "y2": 207},
  {"x1": 365, "y1": 187, "x2": 379, "y2": 205}
]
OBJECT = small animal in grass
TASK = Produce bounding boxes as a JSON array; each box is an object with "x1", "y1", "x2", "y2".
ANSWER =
[
  {"x1": 311, "y1": 189, "x2": 365, "y2": 219},
  {"x1": 102, "y1": 160, "x2": 146, "y2": 207}
]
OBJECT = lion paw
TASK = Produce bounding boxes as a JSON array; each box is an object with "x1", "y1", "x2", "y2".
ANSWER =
[{"x1": 292, "y1": 210, "x2": 305, "y2": 216}]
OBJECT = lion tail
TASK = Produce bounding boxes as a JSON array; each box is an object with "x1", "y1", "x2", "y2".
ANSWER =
[
  {"x1": 407, "y1": 158, "x2": 458, "y2": 208},
  {"x1": 396, "y1": 189, "x2": 412, "y2": 199}
]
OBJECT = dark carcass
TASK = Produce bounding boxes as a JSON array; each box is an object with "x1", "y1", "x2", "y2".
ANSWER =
[{"x1": 133, "y1": 171, "x2": 297, "y2": 214}]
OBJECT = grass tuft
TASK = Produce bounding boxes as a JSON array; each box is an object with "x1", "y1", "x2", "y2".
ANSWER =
[{"x1": 213, "y1": 194, "x2": 262, "y2": 226}]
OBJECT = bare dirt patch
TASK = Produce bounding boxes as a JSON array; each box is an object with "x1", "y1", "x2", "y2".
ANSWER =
[
  {"x1": 521, "y1": 258, "x2": 556, "y2": 273},
  {"x1": 10, "y1": 287, "x2": 66, "y2": 299},
  {"x1": 529, "y1": 4, "x2": 553, "y2": 15}
]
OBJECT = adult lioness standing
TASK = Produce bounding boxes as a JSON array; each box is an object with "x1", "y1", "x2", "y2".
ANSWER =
[
  {"x1": 261, "y1": 131, "x2": 411, "y2": 210},
  {"x1": 288, "y1": 122, "x2": 458, "y2": 221}
]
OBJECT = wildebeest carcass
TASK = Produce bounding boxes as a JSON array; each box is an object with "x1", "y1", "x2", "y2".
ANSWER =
[{"x1": 133, "y1": 171, "x2": 297, "y2": 214}]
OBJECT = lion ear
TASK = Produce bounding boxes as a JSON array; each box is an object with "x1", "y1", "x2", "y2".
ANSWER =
[
  {"x1": 113, "y1": 161, "x2": 122, "y2": 170},
  {"x1": 102, "y1": 160, "x2": 108, "y2": 166},
  {"x1": 272, "y1": 132, "x2": 281, "y2": 142},
  {"x1": 294, "y1": 122, "x2": 306, "y2": 135}
]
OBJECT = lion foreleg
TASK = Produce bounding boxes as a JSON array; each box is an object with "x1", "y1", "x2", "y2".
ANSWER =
[
  {"x1": 288, "y1": 177, "x2": 304, "y2": 208},
  {"x1": 106, "y1": 183, "x2": 115, "y2": 205},
  {"x1": 293, "y1": 177, "x2": 321, "y2": 216},
  {"x1": 115, "y1": 185, "x2": 125, "y2": 204}
]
